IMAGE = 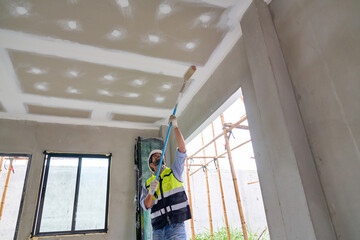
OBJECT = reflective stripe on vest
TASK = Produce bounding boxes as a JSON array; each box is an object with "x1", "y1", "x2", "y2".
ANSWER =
[{"x1": 151, "y1": 200, "x2": 189, "y2": 218}]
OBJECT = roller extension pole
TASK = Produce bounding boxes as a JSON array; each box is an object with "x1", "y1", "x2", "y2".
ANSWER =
[{"x1": 153, "y1": 66, "x2": 196, "y2": 188}]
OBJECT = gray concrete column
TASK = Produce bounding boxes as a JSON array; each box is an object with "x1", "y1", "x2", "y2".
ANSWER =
[{"x1": 240, "y1": 0, "x2": 336, "y2": 239}]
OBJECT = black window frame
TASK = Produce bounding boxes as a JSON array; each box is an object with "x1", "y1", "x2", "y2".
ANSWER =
[{"x1": 32, "y1": 151, "x2": 111, "y2": 237}]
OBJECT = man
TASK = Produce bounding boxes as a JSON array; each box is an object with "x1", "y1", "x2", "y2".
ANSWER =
[{"x1": 140, "y1": 115, "x2": 191, "y2": 240}]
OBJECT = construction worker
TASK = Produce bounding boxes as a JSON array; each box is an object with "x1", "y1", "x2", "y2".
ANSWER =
[{"x1": 140, "y1": 115, "x2": 191, "y2": 240}]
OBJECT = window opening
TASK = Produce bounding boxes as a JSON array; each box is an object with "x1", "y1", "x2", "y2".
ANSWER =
[
  {"x1": 185, "y1": 94, "x2": 270, "y2": 240},
  {"x1": 0, "y1": 154, "x2": 31, "y2": 240},
  {"x1": 32, "y1": 152, "x2": 111, "y2": 237}
]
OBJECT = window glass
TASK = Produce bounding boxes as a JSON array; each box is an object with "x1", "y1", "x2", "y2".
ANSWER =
[
  {"x1": 40, "y1": 158, "x2": 78, "y2": 232},
  {"x1": 75, "y1": 158, "x2": 108, "y2": 230}
]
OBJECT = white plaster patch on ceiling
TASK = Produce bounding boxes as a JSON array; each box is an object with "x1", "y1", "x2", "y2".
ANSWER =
[
  {"x1": 197, "y1": 13, "x2": 213, "y2": 27},
  {"x1": 66, "y1": 86, "x2": 82, "y2": 94},
  {"x1": 160, "y1": 83, "x2": 172, "y2": 91},
  {"x1": 157, "y1": 2, "x2": 174, "y2": 20},
  {"x1": 176, "y1": 40, "x2": 199, "y2": 52},
  {"x1": 115, "y1": 0, "x2": 132, "y2": 18},
  {"x1": 100, "y1": 73, "x2": 118, "y2": 84},
  {"x1": 34, "y1": 82, "x2": 49, "y2": 91},
  {"x1": 58, "y1": 19, "x2": 82, "y2": 31},
  {"x1": 159, "y1": 3, "x2": 172, "y2": 14},
  {"x1": 155, "y1": 95, "x2": 165, "y2": 103},
  {"x1": 14, "y1": 6, "x2": 29, "y2": 16},
  {"x1": 118, "y1": 92, "x2": 140, "y2": 98},
  {"x1": 27, "y1": 67, "x2": 47, "y2": 75},
  {"x1": 8, "y1": 2, "x2": 31, "y2": 17},
  {"x1": 116, "y1": 0, "x2": 129, "y2": 8},
  {"x1": 67, "y1": 0, "x2": 81, "y2": 4},
  {"x1": 103, "y1": 74, "x2": 116, "y2": 81},
  {"x1": 97, "y1": 89, "x2": 113, "y2": 97},
  {"x1": 129, "y1": 78, "x2": 148, "y2": 87},
  {"x1": 65, "y1": 69, "x2": 81, "y2": 78},
  {"x1": 149, "y1": 35, "x2": 160, "y2": 43},
  {"x1": 143, "y1": 33, "x2": 164, "y2": 45},
  {"x1": 186, "y1": 42, "x2": 196, "y2": 50},
  {"x1": 106, "y1": 27, "x2": 127, "y2": 41}
]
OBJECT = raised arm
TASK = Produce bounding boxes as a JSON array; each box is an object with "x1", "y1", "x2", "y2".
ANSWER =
[{"x1": 169, "y1": 115, "x2": 186, "y2": 153}]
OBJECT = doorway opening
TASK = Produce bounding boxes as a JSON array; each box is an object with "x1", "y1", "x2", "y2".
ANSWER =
[
  {"x1": 185, "y1": 90, "x2": 270, "y2": 240},
  {"x1": 0, "y1": 154, "x2": 31, "y2": 240}
]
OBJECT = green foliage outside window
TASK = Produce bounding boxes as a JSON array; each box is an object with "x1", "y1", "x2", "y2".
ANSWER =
[{"x1": 191, "y1": 226, "x2": 270, "y2": 240}]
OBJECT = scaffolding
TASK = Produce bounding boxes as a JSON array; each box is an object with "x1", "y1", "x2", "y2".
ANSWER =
[
  {"x1": 0, "y1": 156, "x2": 29, "y2": 220},
  {"x1": 185, "y1": 113, "x2": 252, "y2": 240}
]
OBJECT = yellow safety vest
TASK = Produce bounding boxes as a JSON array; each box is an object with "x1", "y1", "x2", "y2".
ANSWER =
[{"x1": 146, "y1": 167, "x2": 191, "y2": 229}]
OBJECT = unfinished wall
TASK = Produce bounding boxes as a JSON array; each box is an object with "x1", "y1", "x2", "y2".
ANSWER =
[
  {"x1": 178, "y1": 0, "x2": 357, "y2": 239},
  {"x1": 270, "y1": 0, "x2": 360, "y2": 239},
  {"x1": 0, "y1": 118, "x2": 158, "y2": 240}
]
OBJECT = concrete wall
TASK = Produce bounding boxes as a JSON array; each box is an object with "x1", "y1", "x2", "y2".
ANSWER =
[
  {"x1": 270, "y1": 0, "x2": 360, "y2": 239},
  {"x1": 0, "y1": 118, "x2": 158, "y2": 240},
  {"x1": 241, "y1": 1, "x2": 335, "y2": 239},
  {"x1": 178, "y1": 0, "x2": 359, "y2": 239}
]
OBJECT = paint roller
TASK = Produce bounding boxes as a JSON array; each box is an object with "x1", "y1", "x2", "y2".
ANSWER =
[{"x1": 153, "y1": 65, "x2": 196, "y2": 188}]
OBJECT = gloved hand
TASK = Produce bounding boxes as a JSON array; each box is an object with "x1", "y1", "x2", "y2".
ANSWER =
[
  {"x1": 168, "y1": 115, "x2": 178, "y2": 128},
  {"x1": 149, "y1": 179, "x2": 159, "y2": 194}
]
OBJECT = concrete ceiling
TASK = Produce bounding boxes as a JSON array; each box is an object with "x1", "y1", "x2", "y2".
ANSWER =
[{"x1": 0, "y1": 0, "x2": 251, "y2": 129}]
